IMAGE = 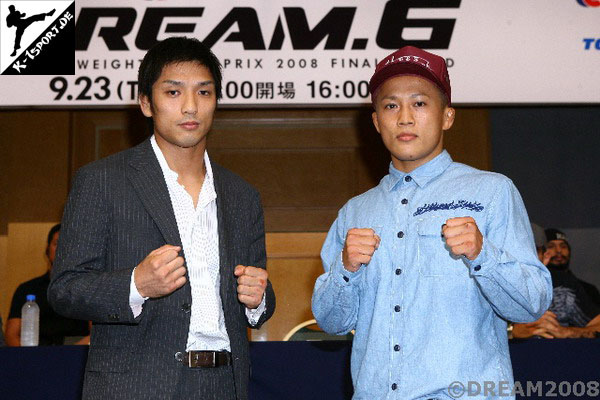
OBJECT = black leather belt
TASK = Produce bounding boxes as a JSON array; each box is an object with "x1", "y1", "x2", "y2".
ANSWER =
[{"x1": 175, "y1": 350, "x2": 232, "y2": 368}]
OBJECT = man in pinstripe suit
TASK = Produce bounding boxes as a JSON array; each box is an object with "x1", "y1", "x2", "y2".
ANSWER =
[{"x1": 48, "y1": 37, "x2": 275, "y2": 400}]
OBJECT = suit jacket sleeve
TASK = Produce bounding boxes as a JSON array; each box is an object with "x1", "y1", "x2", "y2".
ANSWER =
[
  {"x1": 247, "y1": 190, "x2": 275, "y2": 329},
  {"x1": 48, "y1": 165, "x2": 137, "y2": 324}
]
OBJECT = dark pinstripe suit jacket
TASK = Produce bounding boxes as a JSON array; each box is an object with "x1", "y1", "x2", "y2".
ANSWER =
[{"x1": 48, "y1": 138, "x2": 275, "y2": 400}]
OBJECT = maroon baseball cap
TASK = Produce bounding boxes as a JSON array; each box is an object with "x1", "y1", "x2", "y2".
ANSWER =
[{"x1": 369, "y1": 46, "x2": 451, "y2": 105}]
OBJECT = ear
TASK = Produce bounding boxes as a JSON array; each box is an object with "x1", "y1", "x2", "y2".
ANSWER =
[
  {"x1": 372, "y1": 111, "x2": 381, "y2": 134},
  {"x1": 442, "y1": 106, "x2": 455, "y2": 131},
  {"x1": 139, "y1": 94, "x2": 153, "y2": 118}
]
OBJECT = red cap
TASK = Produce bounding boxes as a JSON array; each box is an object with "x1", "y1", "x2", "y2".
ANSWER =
[{"x1": 369, "y1": 46, "x2": 451, "y2": 105}]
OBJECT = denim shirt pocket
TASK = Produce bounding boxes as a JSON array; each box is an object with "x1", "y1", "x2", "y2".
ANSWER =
[{"x1": 417, "y1": 215, "x2": 469, "y2": 277}]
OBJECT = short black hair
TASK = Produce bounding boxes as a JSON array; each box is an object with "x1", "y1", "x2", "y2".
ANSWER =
[
  {"x1": 47, "y1": 224, "x2": 61, "y2": 246},
  {"x1": 138, "y1": 37, "x2": 223, "y2": 104}
]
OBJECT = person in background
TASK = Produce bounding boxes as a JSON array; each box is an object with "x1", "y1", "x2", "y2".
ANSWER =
[
  {"x1": 513, "y1": 228, "x2": 600, "y2": 338},
  {"x1": 530, "y1": 222, "x2": 547, "y2": 261},
  {"x1": 312, "y1": 45, "x2": 552, "y2": 399},
  {"x1": 0, "y1": 316, "x2": 5, "y2": 346},
  {"x1": 5, "y1": 224, "x2": 90, "y2": 346}
]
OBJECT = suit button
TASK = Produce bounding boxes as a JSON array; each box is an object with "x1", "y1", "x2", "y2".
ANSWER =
[
  {"x1": 174, "y1": 352, "x2": 185, "y2": 362},
  {"x1": 108, "y1": 313, "x2": 119, "y2": 321},
  {"x1": 181, "y1": 303, "x2": 191, "y2": 312}
]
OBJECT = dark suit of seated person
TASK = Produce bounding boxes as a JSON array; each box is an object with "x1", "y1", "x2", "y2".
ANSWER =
[
  {"x1": 512, "y1": 228, "x2": 600, "y2": 339},
  {"x1": 5, "y1": 224, "x2": 90, "y2": 346}
]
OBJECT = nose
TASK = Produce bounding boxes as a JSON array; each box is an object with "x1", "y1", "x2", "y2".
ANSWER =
[
  {"x1": 396, "y1": 105, "x2": 414, "y2": 126},
  {"x1": 182, "y1": 91, "x2": 197, "y2": 115}
]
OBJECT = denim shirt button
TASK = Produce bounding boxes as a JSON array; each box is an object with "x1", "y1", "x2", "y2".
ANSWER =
[
  {"x1": 397, "y1": 231, "x2": 404, "y2": 238},
  {"x1": 474, "y1": 265, "x2": 481, "y2": 272},
  {"x1": 395, "y1": 268, "x2": 402, "y2": 275},
  {"x1": 343, "y1": 275, "x2": 350, "y2": 282},
  {"x1": 394, "y1": 344, "x2": 400, "y2": 351},
  {"x1": 391, "y1": 383, "x2": 398, "y2": 390},
  {"x1": 394, "y1": 305, "x2": 401, "y2": 312},
  {"x1": 401, "y1": 198, "x2": 408, "y2": 205},
  {"x1": 404, "y1": 176, "x2": 412, "y2": 182}
]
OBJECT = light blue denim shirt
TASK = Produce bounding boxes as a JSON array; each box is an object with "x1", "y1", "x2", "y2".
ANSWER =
[{"x1": 312, "y1": 150, "x2": 552, "y2": 400}]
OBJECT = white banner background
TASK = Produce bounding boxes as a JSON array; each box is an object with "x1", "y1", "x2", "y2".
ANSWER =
[{"x1": 0, "y1": 0, "x2": 598, "y2": 106}]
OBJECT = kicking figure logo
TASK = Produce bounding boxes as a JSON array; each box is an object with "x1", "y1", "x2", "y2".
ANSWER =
[{"x1": 6, "y1": 4, "x2": 55, "y2": 56}]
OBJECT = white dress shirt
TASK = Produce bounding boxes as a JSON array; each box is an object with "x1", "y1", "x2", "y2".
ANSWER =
[{"x1": 129, "y1": 135, "x2": 265, "y2": 351}]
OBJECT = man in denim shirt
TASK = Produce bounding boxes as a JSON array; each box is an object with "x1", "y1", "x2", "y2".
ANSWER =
[{"x1": 312, "y1": 46, "x2": 552, "y2": 399}]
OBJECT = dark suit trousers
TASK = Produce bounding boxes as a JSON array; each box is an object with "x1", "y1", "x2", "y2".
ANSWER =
[{"x1": 174, "y1": 364, "x2": 236, "y2": 400}]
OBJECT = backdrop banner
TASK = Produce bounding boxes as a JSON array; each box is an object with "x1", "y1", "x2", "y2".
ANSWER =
[{"x1": 0, "y1": 0, "x2": 598, "y2": 106}]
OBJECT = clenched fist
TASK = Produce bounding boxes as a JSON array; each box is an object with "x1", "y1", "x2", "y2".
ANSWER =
[
  {"x1": 442, "y1": 217, "x2": 483, "y2": 260},
  {"x1": 342, "y1": 228, "x2": 380, "y2": 272},
  {"x1": 134, "y1": 245, "x2": 186, "y2": 298},
  {"x1": 234, "y1": 265, "x2": 268, "y2": 309}
]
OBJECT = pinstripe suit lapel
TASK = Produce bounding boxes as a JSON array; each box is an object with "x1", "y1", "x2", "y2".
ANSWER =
[{"x1": 126, "y1": 139, "x2": 183, "y2": 248}]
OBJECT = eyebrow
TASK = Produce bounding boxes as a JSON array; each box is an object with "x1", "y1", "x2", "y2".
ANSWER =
[
  {"x1": 380, "y1": 92, "x2": 431, "y2": 101},
  {"x1": 160, "y1": 80, "x2": 214, "y2": 87}
]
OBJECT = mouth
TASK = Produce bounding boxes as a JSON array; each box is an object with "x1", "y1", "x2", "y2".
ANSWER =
[
  {"x1": 179, "y1": 121, "x2": 200, "y2": 130},
  {"x1": 396, "y1": 133, "x2": 418, "y2": 142}
]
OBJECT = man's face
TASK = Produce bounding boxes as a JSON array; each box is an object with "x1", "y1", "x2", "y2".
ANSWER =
[
  {"x1": 371, "y1": 75, "x2": 455, "y2": 172},
  {"x1": 47, "y1": 231, "x2": 59, "y2": 268},
  {"x1": 139, "y1": 61, "x2": 217, "y2": 151},
  {"x1": 546, "y1": 239, "x2": 570, "y2": 267}
]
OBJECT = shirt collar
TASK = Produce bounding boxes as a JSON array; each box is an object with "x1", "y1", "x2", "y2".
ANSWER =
[
  {"x1": 387, "y1": 150, "x2": 453, "y2": 191},
  {"x1": 150, "y1": 134, "x2": 214, "y2": 187}
]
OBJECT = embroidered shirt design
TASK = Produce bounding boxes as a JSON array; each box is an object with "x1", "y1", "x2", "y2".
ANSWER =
[{"x1": 413, "y1": 200, "x2": 484, "y2": 217}]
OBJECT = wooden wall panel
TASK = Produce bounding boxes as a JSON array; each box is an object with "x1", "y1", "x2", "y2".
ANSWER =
[
  {"x1": 0, "y1": 235, "x2": 7, "y2": 323},
  {"x1": 261, "y1": 257, "x2": 324, "y2": 341},
  {"x1": 70, "y1": 110, "x2": 147, "y2": 176},
  {"x1": 445, "y1": 108, "x2": 492, "y2": 171},
  {"x1": 0, "y1": 131, "x2": 8, "y2": 234},
  {"x1": 0, "y1": 111, "x2": 70, "y2": 235},
  {"x1": 253, "y1": 233, "x2": 327, "y2": 341},
  {"x1": 209, "y1": 108, "x2": 386, "y2": 231},
  {"x1": 212, "y1": 150, "x2": 356, "y2": 207}
]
